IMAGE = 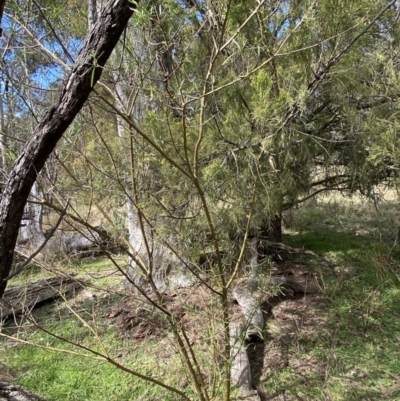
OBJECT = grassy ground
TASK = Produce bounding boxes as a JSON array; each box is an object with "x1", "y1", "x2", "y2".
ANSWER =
[
  {"x1": 1, "y1": 195, "x2": 400, "y2": 400},
  {"x1": 256, "y1": 195, "x2": 400, "y2": 400},
  {"x1": 1, "y1": 257, "x2": 193, "y2": 401}
]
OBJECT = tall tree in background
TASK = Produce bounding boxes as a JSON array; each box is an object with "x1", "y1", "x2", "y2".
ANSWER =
[
  {"x1": 49, "y1": 1, "x2": 400, "y2": 398},
  {"x1": 4, "y1": 0, "x2": 399, "y2": 290},
  {"x1": 2, "y1": 1, "x2": 400, "y2": 399},
  {"x1": 0, "y1": 0, "x2": 135, "y2": 297}
]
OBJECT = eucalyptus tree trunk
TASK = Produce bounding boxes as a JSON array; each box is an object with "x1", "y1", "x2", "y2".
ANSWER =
[
  {"x1": 0, "y1": 0, "x2": 135, "y2": 298},
  {"x1": 262, "y1": 214, "x2": 282, "y2": 243},
  {"x1": 0, "y1": 0, "x2": 4, "y2": 180},
  {"x1": 89, "y1": 0, "x2": 187, "y2": 291},
  {"x1": 88, "y1": 0, "x2": 98, "y2": 31},
  {"x1": 0, "y1": 382, "x2": 50, "y2": 401},
  {"x1": 0, "y1": 80, "x2": 7, "y2": 178},
  {"x1": 17, "y1": 182, "x2": 46, "y2": 251},
  {"x1": 15, "y1": 49, "x2": 48, "y2": 254},
  {"x1": 121, "y1": 53, "x2": 188, "y2": 289}
]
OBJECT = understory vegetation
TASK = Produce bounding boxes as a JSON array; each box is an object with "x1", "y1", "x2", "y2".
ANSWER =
[
  {"x1": 2, "y1": 1, "x2": 400, "y2": 400},
  {"x1": 2, "y1": 195, "x2": 400, "y2": 401}
]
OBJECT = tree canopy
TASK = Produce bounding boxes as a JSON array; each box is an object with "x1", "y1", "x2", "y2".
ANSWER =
[{"x1": 1, "y1": 1, "x2": 400, "y2": 400}]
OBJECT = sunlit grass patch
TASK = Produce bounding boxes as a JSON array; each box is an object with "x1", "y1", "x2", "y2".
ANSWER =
[
  {"x1": 1, "y1": 295, "x2": 194, "y2": 401},
  {"x1": 3, "y1": 195, "x2": 400, "y2": 401},
  {"x1": 257, "y1": 197, "x2": 400, "y2": 400}
]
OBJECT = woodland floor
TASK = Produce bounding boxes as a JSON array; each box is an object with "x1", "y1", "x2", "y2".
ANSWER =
[{"x1": 1, "y1": 194, "x2": 400, "y2": 401}]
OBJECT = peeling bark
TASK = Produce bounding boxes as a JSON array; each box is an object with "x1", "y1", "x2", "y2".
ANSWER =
[
  {"x1": 0, "y1": 0, "x2": 135, "y2": 298},
  {"x1": 0, "y1": 382, "x2": 49, "y2": 401},
  {"x1": 18, "y1": 183, "x2": 45, "y2": 250},
  {"x1": 125, "y1": 200, "x2": 192, "y2": 292}
]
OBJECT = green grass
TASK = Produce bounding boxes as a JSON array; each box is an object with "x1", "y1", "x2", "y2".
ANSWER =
[
  {"x1": 9, "y1": 343, "x2": 187, "y2": 401},
  {"x1": 3, "y1": 196, "x2": 400, "y2": 400},
  {"x1": 1, "y1": 256, "x2": 194, "y2": 401},
  {"x1": 8, "y1": 256, "x2": 130, "y2": 308},
  {"x1": 258, "y1": 197, "x2": 400, "y2": 400},
  {"x1": 7, "y1": 343, "x2": 186, "y2": 401},
  {"x1": 1, "y1": 294, "x2": 191, "y2": 401}
]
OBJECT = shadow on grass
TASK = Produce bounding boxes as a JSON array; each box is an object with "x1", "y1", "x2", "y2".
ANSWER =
[
  {"x1": 249, "y1": 294, "x2": 314, "y2": 399},
  {"x1": 256, "y1": 225, "x2": 400, "y2": 400}
]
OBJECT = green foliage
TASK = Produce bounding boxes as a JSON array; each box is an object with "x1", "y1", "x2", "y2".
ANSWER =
[
  {"x1": 40, "y1": 0, "x2": 400, "y2": 257},
  {"x1": 5, "y1": 0, "x2": 400, "y2": 400}
]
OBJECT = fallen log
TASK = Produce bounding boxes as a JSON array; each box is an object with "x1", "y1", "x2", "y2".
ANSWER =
[
  {"x1": 233, "y1": 274, "x2": 311, "y2": 338},
  {"x1": 230, "y1": 259, "x2": 315, "y2": 400},
  {"x1": 229, "y1": 322, "x2": 261, "y2": 401},
  {"x1": 233, "y1": 278, "x2": 264, "y2": 338},
  {"x1": 0, "y1": 382, "x2": 50, "y2": 401},
  {"x1": 261, "y1": 239, "x2": 317, "y2": 256},
  {"x1": 230, "y1": 323, "x2": 252, "y2": 390},
  {"x1": 230, "y1": 274, "x2": 311, "y2": 401},
  {"x1": 0, "y1": 276, "x2": 84, "y2": 319}
]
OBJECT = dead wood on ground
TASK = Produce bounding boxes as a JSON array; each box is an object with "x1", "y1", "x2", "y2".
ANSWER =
[{"x1": 0, "y1": 276, "x2": 84, "y2": 319}]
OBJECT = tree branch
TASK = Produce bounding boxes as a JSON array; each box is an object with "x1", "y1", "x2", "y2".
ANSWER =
[{"x1": 0, "y1": 0, "x2": 135, "y2": 297}]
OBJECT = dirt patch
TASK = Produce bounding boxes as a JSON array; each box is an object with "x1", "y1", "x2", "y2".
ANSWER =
[
  {"x1": 109, "y1": 306, "x2": 170, "y2": 340},
  {"x1": 107, "y1": 294, "x2": 181, "y2": 340},
  {"x1": 269, "y1": 294, "x2": 326, "y2": 342},
  {"x1": 107, "y1": 287, "x2": 214, "y2": 342}
]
